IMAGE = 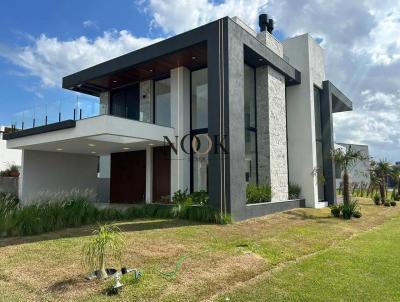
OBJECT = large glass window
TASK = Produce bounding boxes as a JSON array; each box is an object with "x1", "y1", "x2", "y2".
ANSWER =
[
  {"x1": 154, "y1": 78, "x2": 171, "y2": 127},
  {"x1": 244, "y1": 64, "x2": 257, "y2": 184},
  {"x1": 191, "y1": 68, "x2": 209, "y2": 193},
  {"x1": 192, "y1": 133, "x2": 209, "y2": 192},
  {"x1": 245, "y1": 131, "x2": 257, "y2": 183},
  {"x1": 191, "y1": 68, "x2": 208, "y2": 130},
  {"x1": 314, "y1": 86, "x2": 325, "y2": 201},
  {"x1": 244, "y1": 64, "x2": 256, "y2": 128}
]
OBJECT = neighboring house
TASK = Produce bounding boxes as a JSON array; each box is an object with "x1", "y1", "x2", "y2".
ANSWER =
[
  {"x1": 4, "y1": 15, "x2": 352, "y2": 221},
  {"x1": 335, "y1": 143, "x2": 370, "y2": 189},
  {"x1": 0, "y1": 126, "x2": 22, "y2": 171}
]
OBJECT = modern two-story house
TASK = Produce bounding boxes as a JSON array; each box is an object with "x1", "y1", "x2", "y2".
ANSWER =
[{"x1": 4, "y1": 15, "x2": 352, "y2": 221}]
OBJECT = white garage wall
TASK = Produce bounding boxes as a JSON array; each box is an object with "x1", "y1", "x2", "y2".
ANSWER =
[{"x1": 20, "y1": 150, "x2": 98, "y2": 203}]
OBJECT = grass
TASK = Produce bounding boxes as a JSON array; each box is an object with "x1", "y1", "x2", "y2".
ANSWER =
[{"x1": 0, "y1": 198, "x2": 399, "y2": 301}]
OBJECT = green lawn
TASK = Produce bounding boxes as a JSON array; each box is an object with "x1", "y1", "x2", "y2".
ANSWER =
[
  {"x1": 216, "y1": 211, "x2": 400, "y2": 301},
  {"x1": 0, "y1": 198, "x2": 399, "y2": 301}
]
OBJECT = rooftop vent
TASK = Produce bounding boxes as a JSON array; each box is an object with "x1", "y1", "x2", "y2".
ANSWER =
[{"x1": 259, "y1": 14, "x2": 274, "y2": 34}]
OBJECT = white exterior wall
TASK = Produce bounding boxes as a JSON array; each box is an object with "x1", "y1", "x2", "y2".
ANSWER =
[
  {"x1": 0, "y1": 127, "x2": 22, "y2": 171},
  {"x1": 283, "y1": 34, "x2": 326, "y2": 207},
  {"x1": 20, "y1": 150, "x2": 98, "y2": 203},
  {"x1": 170, "y1": 67, "x2": 191, "y2": 195}
]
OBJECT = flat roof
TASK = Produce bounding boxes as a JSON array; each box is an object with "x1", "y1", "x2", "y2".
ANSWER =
[{"x1": 63, "y1": 17, "x2": 301, "y2": 96}]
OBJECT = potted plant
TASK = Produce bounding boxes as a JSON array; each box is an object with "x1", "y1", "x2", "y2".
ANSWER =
[{"x1": 83, "y1": 224, "x2": 124, "y2": 279}]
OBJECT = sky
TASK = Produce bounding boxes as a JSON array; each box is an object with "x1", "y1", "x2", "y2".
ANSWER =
[{"x1": 0, "y1": 0, "x2": 399, "y2": 162}]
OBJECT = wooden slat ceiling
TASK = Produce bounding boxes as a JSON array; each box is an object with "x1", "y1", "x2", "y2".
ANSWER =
[{"x1": 86, "y1": 43, "x2": 207, "y2": 91}]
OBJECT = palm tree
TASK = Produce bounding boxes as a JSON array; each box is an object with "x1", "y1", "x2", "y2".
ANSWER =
[
  {"x1": 331, "y1": 145, "x2": 368, "y2": 205},
  {"x1": 83, "y1": 224, "x2": 124, "y2": 279},
  {"x1": 372, "y1": 160, "x2": 393, "y2": 202},
  {"x1": 391, "y1": 166, "x2": 400, "y2": 199}
]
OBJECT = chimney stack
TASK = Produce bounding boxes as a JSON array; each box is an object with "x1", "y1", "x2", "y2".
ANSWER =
[{"x1": 259, "y1": 13, "x2": 274, "y2": 34}]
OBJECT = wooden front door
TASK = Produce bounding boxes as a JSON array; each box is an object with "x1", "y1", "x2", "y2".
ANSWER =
[
  {"x1": 110, "y1": 150, "x2": 146, "y2": 203},
  {"x1": 152, "y1": 147, "x2": 171, "y2": 202}
]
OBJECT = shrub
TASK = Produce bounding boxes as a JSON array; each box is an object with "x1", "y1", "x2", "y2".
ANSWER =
[
  {"x1": 0, "y1": 193, "x2": 19, "y2": 236},
  {"x1": 246, "y1": 184, "x2": 272, "y2": 204},
  {"x1": 384, "y1": 201, "x2": 391, "y2": 207},
  {"x1": 330, "y1": 205, "x2": 342, "y2": 218},
  {"x1": 288, "y1": 182, "x2": 301, "y2": 199},
  {"x1": 353, "y1": 211, "x2": 362, "y2": 218},
  {"x1": 390, "y1": 201, "x2": 397, "y2": 207},
  {"x1": 342, "y1": 201, "x2": 360, "y2": 220},
  {"x1": 180, "y1": 205, "x2": 231, "y2": 224},
  {"x1": 190, "y1": 190, "x2": 209, "y2": 206},
  {"x1": 395, "y1": 194, "x2": 400, "y2": 202},
  {"x1": 172, "y1": 189, "x2": 192, "y2": 206},
  {"x1": 373, "y1": 194, "x2": 381, "y2": 205}
]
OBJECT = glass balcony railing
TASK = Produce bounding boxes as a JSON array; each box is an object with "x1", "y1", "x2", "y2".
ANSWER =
[{"x1": 9, "y1": 97, "x2": 100, "y2": 132}]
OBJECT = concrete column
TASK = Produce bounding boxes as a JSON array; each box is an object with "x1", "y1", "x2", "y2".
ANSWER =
[
  {"x1": 98, "y1": 155, "x2": 110, "y2": 203},
  {"x1": 170, "y1": 67, "x2": 190, "y2": 195},
  {"x1": 99, "y1": 155, "x2": 110, "y2": 178},
  {"x1": 145, "y1": 146, "x2": 153, "y2": 203},
  {"x1": 283, "y1": 34, "x2": 322, "y2": 207},
  {"x1": 99, "y1": 92, "x2": 110, "y2": 115},
  {"x1": 267, "y1": 67, "x2": 289, "y2": 202},
  {"x1": 139, "y1": 80, "x2": 154, "y2": 123},
  {"x1": 19, "y1": 150, "x2": 98, "y2": 203},
  {"x1": 256, "y1": 66, "x2": 289, "y2": 201}
]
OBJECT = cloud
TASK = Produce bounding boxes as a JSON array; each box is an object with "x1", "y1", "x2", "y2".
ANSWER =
[
  {"x1": 333, "y1": 89, "x2": 400, "y2": 160},
  {"x1": 352, "y1": 7, "x2": 400, "y2": 65},
  {"x1": 1, "y1": 0, "x2": 399, "y2": 162},
  {"x1": 1, "y1": 30, "x2": 162, "y2": 87},
  {"x1": 139, "y1": 0, "x2": 268, "y2": 34},
  {"x1": 261, "y1": 0, "x2": 400, "y2": 162},
  {"x1": 83, "y1": 20, "x2": 99, "y2": 29}
]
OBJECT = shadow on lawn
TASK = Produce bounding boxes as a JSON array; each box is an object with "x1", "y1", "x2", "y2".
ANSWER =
[
  {"x1": 284, "y1": 210, "x2": 333, "y2": 222},
  {"x1": 0, "y1": 219, "x2": 199, "y2": 248}
]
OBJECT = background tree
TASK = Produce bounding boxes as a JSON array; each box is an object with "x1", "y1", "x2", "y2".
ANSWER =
[
  {"x1": 391, "y1": 166, "x2": 400, "y2": 199},
  {"x1": 331, "y1": 146, "x2": 367, "y2": 205},
  {"x1": 372, "y1": 160, "x2": 393, "y2": 202}
]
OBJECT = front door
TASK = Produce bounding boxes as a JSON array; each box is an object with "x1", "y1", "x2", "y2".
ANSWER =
[
  {"x1": 153, "y1": 147, "x2": 171, "y2": 202},
  {"x1": 110, "y1": 150, "x2": 146, "y2": 203}
]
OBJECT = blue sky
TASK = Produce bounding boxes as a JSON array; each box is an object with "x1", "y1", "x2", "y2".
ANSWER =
[
  {"x1": 0, "y1": 0, "x2": 399, "y2": 162},
  {"x1": 0, "y1": 0, "x2": 153, "y2": 124}
]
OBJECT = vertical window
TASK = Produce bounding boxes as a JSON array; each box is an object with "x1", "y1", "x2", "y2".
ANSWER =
[
  {"x1": 192, "y1": 134, "x2": 209, "y2": 192},
  {"x1": 244, "y1": 64, "x2": 256, "y2": 129},
  {"x1": 154, "y1": 78, "x2": 171, "y2": 127},
  {"x1": 191, "y1": 68, "x2": 208, "y2": 129},
  {"x1": 191, "y1": 68, "x2": 209, "y2": 193},
  {"x1": 244, "y1": 64, "x2": 257, "y2": 184},
  {"x1": 314, "y1": 86, "x2": 325, "y2": 201}
]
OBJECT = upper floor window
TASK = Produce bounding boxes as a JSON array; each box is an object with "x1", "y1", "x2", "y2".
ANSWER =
[
  {"x1": 244, "y1": 64, "x2": 257, "y2": 184},
  {"x1": 244, "y1": 64, "x2": 256, "y2": 129},
  {"x1": 191, "y1": 68, "x2": 208, "y2": 130},
  {"x1": 154, "y1": 78, "x2": 171, "y2": 127}
]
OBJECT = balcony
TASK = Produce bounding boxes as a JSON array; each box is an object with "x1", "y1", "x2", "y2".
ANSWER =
[{"x1": 5, "y1": 98, "x2": 174, "y2": 155}]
